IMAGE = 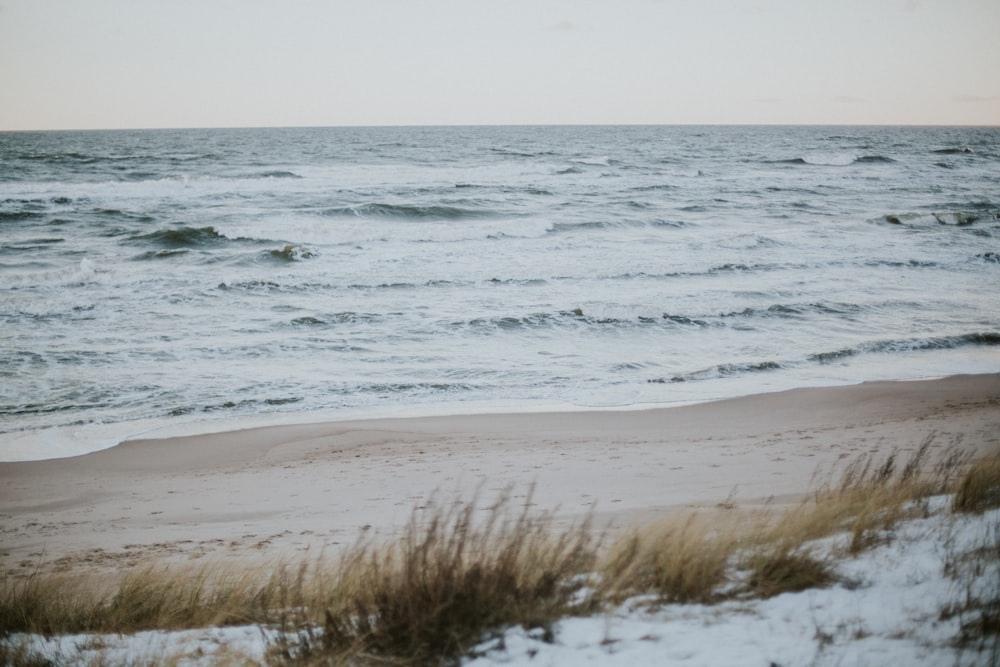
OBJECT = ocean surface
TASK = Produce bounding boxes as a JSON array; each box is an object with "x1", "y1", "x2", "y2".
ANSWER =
[{"x1": 2, "y1": 125, "x2": 998, "y2": 460}]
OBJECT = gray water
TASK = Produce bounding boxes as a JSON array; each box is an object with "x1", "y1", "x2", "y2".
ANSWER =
[{"x1": 2, "y1": 125, "x2": 998, "y2": 459}]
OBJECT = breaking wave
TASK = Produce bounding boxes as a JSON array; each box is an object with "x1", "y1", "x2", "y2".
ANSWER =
[
  {"x1": 650, "y1": 360, "x2": 785, "y2": 384},
  {"x1": 770, "y1": 154, "x2": 896, "y2": 166},
  {"x1": 649, "y1": 332, "x2": 1000, "y2": 385},
  {"x1": 317, "y1": 202, "x2": 492, "y2": 220},
  {"x1": 130, "y1": 226, "x2": 228, "y2": 247},
  {"x1": 809, "y1": 332, "x2": 1000, "y2": 363}
]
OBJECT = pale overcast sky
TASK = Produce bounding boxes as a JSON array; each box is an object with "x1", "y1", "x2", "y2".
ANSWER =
[{"x1": 1, "y1": 0, "x2": 997, "y2": 130}]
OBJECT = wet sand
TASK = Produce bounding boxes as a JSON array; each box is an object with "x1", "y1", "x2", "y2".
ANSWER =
[{"x1": 2, "y1": 374, "x2": 998, "y2": 576}]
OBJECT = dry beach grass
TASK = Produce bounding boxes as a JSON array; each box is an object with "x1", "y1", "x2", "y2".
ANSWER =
[{"x1": 3, "y1": 441, "x2": 999, "y2": 666}]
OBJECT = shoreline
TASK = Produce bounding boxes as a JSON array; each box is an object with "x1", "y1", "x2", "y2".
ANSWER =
[
  {"x1": 0, "y1": 371, "x2": 982, "y2": 465},
  {"x1": 2, "y1": 374, "x2": 998, "y2": 576}
]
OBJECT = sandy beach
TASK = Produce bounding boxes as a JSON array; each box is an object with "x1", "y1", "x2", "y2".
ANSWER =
[{"x1": 2, "y1": 374, "x2": 998, "y2": 577}]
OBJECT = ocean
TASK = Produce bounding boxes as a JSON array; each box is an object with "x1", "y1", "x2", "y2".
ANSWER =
[{"x1": 1, "y1": 125, "x2": 998, "y2": 460}]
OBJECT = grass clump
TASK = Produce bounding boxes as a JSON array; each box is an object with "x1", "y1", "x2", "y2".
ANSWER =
[
  {"x1": 744, "y1": 544, "x2": 835, "y2": 599},
  {"x1": 300, "y1": 488, "x2": 598, "y2": 665},
  {"x1": 0, "y1": 563, "x2": 283, "y2": 638},
  {"x1": 953, "y1": 455, "x2": 1000, "y2": 514},
  {"x1": 772, "y1": 438, "x2": 970, "y2": 556},
  {"x1": 601, "y1": 512, "x2": 740, "y2": 604}
]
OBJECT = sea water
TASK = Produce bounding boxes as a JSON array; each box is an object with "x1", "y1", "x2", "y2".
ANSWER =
[{"x1": 1, "y1": 125, "x2": 998, "y2": 459}]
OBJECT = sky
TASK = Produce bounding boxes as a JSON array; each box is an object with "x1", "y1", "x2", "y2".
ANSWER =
[{"x1": 0, "y1": 0, "x2": 998, "y2": 131}]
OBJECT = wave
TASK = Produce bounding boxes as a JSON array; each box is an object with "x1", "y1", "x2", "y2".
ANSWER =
[
  {"x1": 0, "y1": 258, "x2": 107, "y2": 290},
  {"x1": 0, "y1": 238, "x2": 64, "y2": 252},
  {"x1": 648, "y1": 331, "x2": 1000, "y2": 386},
  {"x1": 932, "y1": 147, "x2": 973, "y2": 155},
  {"x1": 628, "y1": 183, "x2": 679, "y2": 193},
  {"x1": 548, "y1": 218, "x2": 686, "y2": 234},
  {"x1": 489, "y1": 147, "x2": 558, "y2": 158},
  {"x1": 770, "y1": 154, "x2": 895, "y2": 166},
  {"x1": 290, "y1": 316, "x2": 325, "y2": 326},
  {"x1": 132, "y1": 249, "x2": 190, "y2": 261},
  {"x1": 217, "y1": 280, "x2": 282, "y2": 291},
  {"x1": 854, "y1": 155, "x2": 896, "y2": 164},
  {"x1": 348, "y1": 279, "x2": 461, "y2": 290},
  {"x1": 720, "y1": 302, "x2": 865, "y2": 320},
  {"x1": 169, "y1": 395, "x2": 304, "y2": 417},
  {"x1": 16, "y1": 151, "x2": 100, "y2": 164},
  {"x1": 570, "y1": 156, "x2": 614, "y2": 167},
  {"x1": 649, "y1": 360, "x2": 784, "y2": 384},
  {"x1": 130, "y1": 226, "x2": 227, "y2": 247},
  {"x1": 316, "y1": 202, "x2": 491, "y2": 220},
  {"x1": 286, "y1": 311, "x2": 383, "y2": 326},
  {"x1": 462, "y1": 313, "x2": 566, "y2": 330},
  {"x1": 0, "y1": 210, "x2": 44, "y2": 222},
  {"x1": 882, "y1": 210, "x2": 992, "y2": 227},
  {"x1": 253, "y1": 170, "x2": 303, "y2": 179},
  {"x1": 809, "y1": 332, "x2": 1000, "y2": 363},
  {"x1": 266, "y1": 244, "x2": 316, "y2": 262},
  {"x1": 93, "y1": 208, "x2": 156, "y2": 223},
  {"x1": 863, "y1": 258, "x2": 938, "y2": 268},
  {"x1": 456, "y1": 308, "x2": 714, "y2": 331},
  {"x1": 217, "y1": 278, "x2": 472, "y2": 294}
]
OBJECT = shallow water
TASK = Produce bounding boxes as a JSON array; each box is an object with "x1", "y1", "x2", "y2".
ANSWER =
[{"x1": 2, "y1": 125, "x2": 998, "y2": 459}]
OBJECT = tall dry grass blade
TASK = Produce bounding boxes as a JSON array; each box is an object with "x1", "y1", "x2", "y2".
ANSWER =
[
  {"x1": 601, "y1": 511, "x2": 742, "y2": 605},
  {"x1": 744, "y1": 544, "x2": 835, "y2": 599},
  {"x1": 311, "y1": 487, "x2": 597, "y2": 665},
  {"x1": 953, "y1": 455, "x2": 1000, "y2": 514}
]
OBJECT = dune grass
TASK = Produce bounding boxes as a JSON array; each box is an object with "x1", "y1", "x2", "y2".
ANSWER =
[{"x1": 2, "y1": 442, "x2": 998, "y2": 666}]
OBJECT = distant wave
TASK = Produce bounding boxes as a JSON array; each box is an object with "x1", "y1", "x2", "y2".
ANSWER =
[
  {"x1": 132, "y1": 249, "x2": 190, "y2": 261},
  {"x1": 649, "y1": 360, "x2": 785, "y2": 384},
  {"x1": 0, "y1": 257, "x2": 106, "y2": 290},
  {"x1": 0, "y1": 209, "x2": 45, "y2": 222},
  {"x1": 649, "y1": 331, "x2": 1000, "y2": 385},
  {"x1": 281, "y1": 311, "x2": 385, "y2": 327},
  {"x1": 721, "y1": 302, "x2": 865, "y2": 319},
  {"x1": 239, "y1": 170, "x2": 303, "y2": 180},
  {"x1": 770, "y1": 154, "x2": 895, "y2": 166},
  {"x1": 809, "y1": 332, "x2": 1000, "y2": 363},
  {"x1": 854, "y1": 155, "x2": 896, "y2": 164},
  {"x1": 549, "y1": 218, "x2": 686, "y2": 233},
  {"x1": 489, "y1": 147, "x2": 558, "y2": 158},
  {"x1": 16, "y1": 151, "x2": 101, "y2": 164},
  {"x1": 265, "y1": 244, "x2": 316, "y2": 262},
  {"x1": 0, "y1": 237, "x2": 64, "y2": 252},
  {"x1": 932, "y1": 147, "x2": 973, "y2": 155},
  {"x1": 130, "y1": 226, "x2": 227, "y2": 247},
  {"x1": 882, "y1": 210, "x2": 993, "y2": 227},
  {"x1": 451, "y1": 308, "x2": 716, "y2": 331},
  {"x1": 317, "y1": 202, "x2": 492, "y2": 220}
]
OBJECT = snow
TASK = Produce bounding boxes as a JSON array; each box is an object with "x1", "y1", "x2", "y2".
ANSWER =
[
  {"x1": 468, "y1": 501, "x2": 999, "y2": 667},
  {"x1": 11, "y1": 625, "x2": 275, "y2": 666},
  {"x1": 9, "y1": 501, "x2": 998, "y2": 666}
]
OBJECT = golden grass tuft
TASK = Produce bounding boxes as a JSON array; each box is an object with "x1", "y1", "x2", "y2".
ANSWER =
[
  {"x1": 0, "y1": 561, "x2": 286, "y2": 637},
  {"x1": 764, "y1": 438, "x2": 972, "y2": 556},
  {"x1": 600, "y1": 511, "x2": 741, "y2": 604},
  {"x1": 299, "y1": 488, "x2": 598, "y2": 665},
  {"x1": 744, "y1": 544, "x2": 835, "y2": 599},
  {"x1": 953, "y1": 454, "x2": 1000, "y2": 514}
]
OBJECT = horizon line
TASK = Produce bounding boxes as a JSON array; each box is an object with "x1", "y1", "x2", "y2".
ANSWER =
[{"x1": 4, "y1": 121, "x2": 1000, "y2": 133}]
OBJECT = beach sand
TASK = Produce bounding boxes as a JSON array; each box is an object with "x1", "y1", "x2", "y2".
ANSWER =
[{"x1": 2, "y1": 374, "x2": 998, "y2": 576}]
